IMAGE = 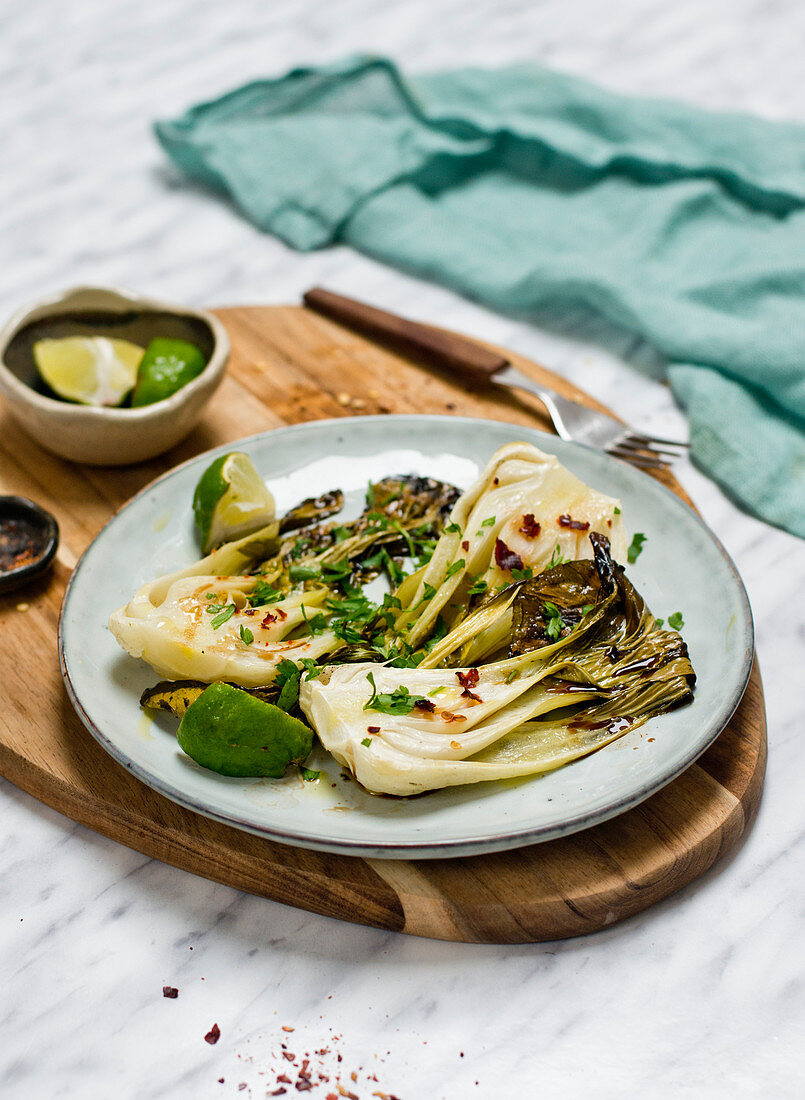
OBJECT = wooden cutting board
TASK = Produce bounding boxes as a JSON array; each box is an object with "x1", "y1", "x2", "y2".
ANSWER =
[{"x1": 0, "y1": 305, "x2": 765, "y2": 943}]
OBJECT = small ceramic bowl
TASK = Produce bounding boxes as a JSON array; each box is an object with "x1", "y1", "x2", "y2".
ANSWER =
[
  {"x1": 0, "y1": 286, "x2": 230, "y2": 465},
  {"x1": 0, "y1": 495, "x2": 59, "y2": 593}
]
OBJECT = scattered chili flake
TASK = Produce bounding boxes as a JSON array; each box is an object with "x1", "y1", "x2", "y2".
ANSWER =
[
  {"x1": 295, "y1": 1083, "x2": 312, "y2": 1093},
  {"x1": 269, "y1": 1091, "x2": 287, "y2": 1097},
  {"x1": 282, "y1": 1051, "x2": 295, "y2": 1062},
  {"x1": 440, "y1": 710, "x2": 467, "y2": 723},
  {"x1": 456, "y1": 668, "x2": 479, "y2": 689},
  {"x1": 493, "y1": 477, "x2": 499, "y2": 485},
  {"x1": 278, "y1": 1075, "x2": 292, "y2": 1084},
  {"x1": 519, "y1": 513, "x2": 541, "y2": 538},
  {"x1": 461, "y1": 688, "x2": 482, "y2": 703},
  {"x1": 238, "y1": 1085, "x2": 247, "y2": 1092},
  {"x1": 413, "y1": 698, "x2": 436, "y2": 713},
  {"x1": 282, "y1": 1026, "x2": 295, "y2": 1033},
  {"x1": 557, "y1": 514, "x2": 590, "y2": 531},
  {"x1": 205, "y1": 1024, "x2": 221, "y2": 1045},
  {"x1": 162, "y1": 986, "x2": 179, "y2": 999},
  {"x1": 261, "y1": 611, "x2": 277, "y2": 626},
  {"x1": 449, "y1": 740, "x2": 462, "y2": 750},
  {"x1": 367, "y1": 726, "x2": 380, "y2": 734},
  {"x1": 494, "y1": 538, "x2": 523, "y2": 572},
  {"x1": 461, "y1": 540, "x2": 469, "y2": 551}
]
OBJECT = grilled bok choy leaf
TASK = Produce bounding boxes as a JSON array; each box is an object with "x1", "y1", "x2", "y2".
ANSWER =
[
  {"x1": 110, "y1": 474, "x2": 460, "y2": 686},
  {"x1": 299, "y1": 535, "x2": 694, "y2": 796}
]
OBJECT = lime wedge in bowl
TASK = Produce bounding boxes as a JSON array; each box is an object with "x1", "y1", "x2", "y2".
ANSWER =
[
  {"x1": 131, "y1": 338, "x2": 206, "y2": 407},
  {"x1": 192, "y1": 451, "x2": 276, "y2": 553},
  {"x1": 33, "y1": 336, "x2": 144, "y2": 406}
]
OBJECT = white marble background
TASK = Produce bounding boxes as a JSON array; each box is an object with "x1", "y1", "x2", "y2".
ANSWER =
[{"x1": 1, "y1": 1, "x2": 803, "y2": 1097}]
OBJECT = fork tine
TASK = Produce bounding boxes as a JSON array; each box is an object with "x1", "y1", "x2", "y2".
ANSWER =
[
  {"x1": 607, "y1": 446, "x2": 668, "y2": 470},
  {"x1": 616, "y1": 438, "x2": 687, "y2": 461},
  {"x1": 625, "y1": 432, "x2": 689, "y2": 450}
]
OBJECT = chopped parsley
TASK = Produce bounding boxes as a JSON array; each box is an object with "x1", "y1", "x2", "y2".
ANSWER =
[
  {"x1": 274, "y1": 658, "x2": 303, "y2": 711},
  {"x1": 655, "y1": 618, "x2": 664, "y2": 628},
  {"x1": 505, "y1": 670, "x2": 519, "y2": 684},
  {"x1": 248, "y1": 579, "x2": 283, "y2": 607},
  {"x1": 548, "y1": 543, "x2": 566, "y2": 568},
  {"x1": 210, "y1": 604, "x2": 236, "y2": 630},
  {"x1": 445, "y1": 559, "x2": 465, "y2": 578},
  {"x1": 480, "y1": 516, "x2": 496, "y2": 528},
  {"x1": 614, "y1": 506, "x2": 622, "y2": 515},
  {"x1": 300, "y1": 604, "x2": 328, "y2": 635},
  {"x1": 300, "y1": 768, "x2": 320, "y2": 781},
  {"x1": 468, "y1": 575, "x2": 488, "y2": 596},
  {"x1": 360, "y1": 737, "x2": 373, "y2": 747},
  {"x1": 544, "y1": 601, "x2": 564, "y2": 641},
  {"x1": 239, "y1": 624, "x2": 254, "y2": 645},
  {"x1": 363, "y1": 671, "x2": 430, "y2": 715},
  {"x1": 668, "y1": 611, "x2": 684, "y2": 631},
  {"x1": 627, "y1": 532, "x2": 647, "y2": 564},
  {"x1": 444, "y1": 522, "x2": 461, "y2": 534},
  {"x1": 511, "y1": 566, "x2": 533, "y2": 582}
]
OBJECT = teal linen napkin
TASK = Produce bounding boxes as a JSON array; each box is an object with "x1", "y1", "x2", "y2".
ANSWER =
[{"x1": 156, "y1": 57, "x2": 805, "y2": 537}]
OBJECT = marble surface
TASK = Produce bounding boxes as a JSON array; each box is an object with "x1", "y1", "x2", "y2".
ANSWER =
[{"x1": 1, "y1": 1, "x2": 803, "y2": 1097}]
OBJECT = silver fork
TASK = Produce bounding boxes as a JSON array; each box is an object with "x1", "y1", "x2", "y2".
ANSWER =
[
  {"x1": 492, "y1": 365, "x2": 689, "y2": 470},
  {"x1": 303, "y1": 288, "x2": 689, "y2": 470}
]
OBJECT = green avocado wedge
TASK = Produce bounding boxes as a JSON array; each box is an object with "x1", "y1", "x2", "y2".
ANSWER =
[{"x1": 177, "y1": 681, "x2": 313, "y2": 778}]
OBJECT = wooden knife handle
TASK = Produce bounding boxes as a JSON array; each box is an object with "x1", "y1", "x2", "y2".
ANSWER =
[{"x1": 303, "y1": 287, "x2": 508, "y2": 379}]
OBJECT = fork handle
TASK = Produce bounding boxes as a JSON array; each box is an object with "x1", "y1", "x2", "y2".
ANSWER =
[{"x1": 303, "y1": 287, "x2": 509, "y2": 378}]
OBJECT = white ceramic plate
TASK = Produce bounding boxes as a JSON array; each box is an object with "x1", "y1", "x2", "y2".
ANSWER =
[{"x1": 60, "y1": 416, "x2": 753, "y2": 859}]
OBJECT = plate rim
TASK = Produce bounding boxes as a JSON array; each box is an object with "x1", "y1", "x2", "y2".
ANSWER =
[{"x1": 58, "y1": 414, "x2": 755, "y2": 859}]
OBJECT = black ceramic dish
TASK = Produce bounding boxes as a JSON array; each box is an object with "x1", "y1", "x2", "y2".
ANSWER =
[{"x1": 0, "y1": 496, "x2": 59, "y2": 593}]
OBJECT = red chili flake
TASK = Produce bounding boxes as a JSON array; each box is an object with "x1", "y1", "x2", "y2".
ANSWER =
[
  {"x1": 493, "y1": 477, "x2": 500, "y2": 485},
  {"x1": 351, "y1": 1073, "x2": 358, "y2": 1083},
  {"x1": 456, "y1": 668, "x2": 479, "y2": 689},
  {"x1": 413, "y1": 698, "x2": 436, "y2": 713},
  {"x1": 282, "y1": 1026, "x2": 295, "y2": 1033},
  {"x1": 461, "y1": 688, "x2": 482, "y2": 703},
  {"x1": 494, "y1": 538, "x2": 524, "y2": 572},
  {"x1": 162, "y1": 986, "x2": 178, "y2": 999},
  {"x1": 277, "y1": 1076, "x2": 292, "y2": 1084},
  {"x1": 519, "y1": 513, "x2": 541, "y2": 538},
  {"x1": 295, "y1": 1084, "x2": 312, "y2": 1093},
  {"x1": 281, "y1": 1051, "x2": 295, "y2": 1062},
  {"x1": 367, "y1": 726, "x2": 380, "y2": 734},
  {"x1": 218, "y1": 1079, "x2": 225, "y2": 1085},
  {"x1": 238, "y1": 1085, "x2": 247, "y2": 1093},
  {"x1": 461, "y1": 540, "x2": 470, "y2": 551},
  {"x1": 261, "y1": 611, "x2": 277, "y2": 626},
  {"x1": 440, "y1": 711, "x2": 467, "y2": 723},
  {"x1": 327, "y1": 1095, "x2": 338, "y2": 1100},
  {"x1": 270, "y1": 1091, "x2": 287, "y2": 1097},
  {"x1": 557, "y1": 514, "x2": 590, "y2": 531},
  {"x1": 205, "y1": 1024, "x2": 221, "y2": 1045}
]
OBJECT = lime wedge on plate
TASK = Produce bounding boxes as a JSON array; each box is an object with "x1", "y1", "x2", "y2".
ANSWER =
[
  {"x1": 178, "y1": 682, "x2": 313, "y2": 778},
  {"x1": 33, "y1": 336, "x2": 144, "y2": 406},
  {"x1": 193, "y1": 451, "x2": 276, "y2": 553},
  {"x1": 131, "y1": 338, "x2": 206, "y2": 407}
]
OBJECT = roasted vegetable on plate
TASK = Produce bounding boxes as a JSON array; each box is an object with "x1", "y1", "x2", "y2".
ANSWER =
[{"x1": 114, "y1": 442, "x2": 694, "y2": 795}]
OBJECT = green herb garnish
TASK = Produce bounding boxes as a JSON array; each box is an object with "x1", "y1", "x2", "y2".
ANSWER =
[
  {"x1": 548, "y1": 544, "x2": 566, "y2": 568},
  {"x1": 445, "y1": 559, "x2": 465, "y2": 578},
  {"x1": 289, "y1": 563, "x2": 321, "y2": 583},
  {"x1": 363, "y1": 671, "x2": 429, "y2": 715},
  {"x1": 248, "y1": 579, "x2": 283, "y2": 607},
  {"x1": 274, "y1": 658, "x2": 303, "y2": 711},
  {"x1": 668, "y1": 611, "x2": 684, "y2": 631},
  {"x1": 627, "y1": 533, "x2": 647, "y2": 564},
  {"x1": 444, "y1": 522, "x2": 461, "y2": 534},
  {"x1": 210, "y1": 604, "x2": 236, "y2": 629},
  {"x1": 239, "y1": 624, "x2": 254, "y2": 645},
  {"x1": 301, "y1": 768, "x2": 320, "y2": 781},
  {"x1": 544, "y1": 601, "x2": 564, "y2": 641},
  {"x1": 481, "y1": 516, "x2": 496, "y2": 528},
  {"x1": 361, "y1": 737, "x2": 373, "y2": 747}
]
